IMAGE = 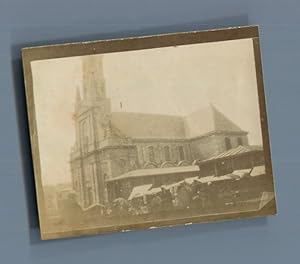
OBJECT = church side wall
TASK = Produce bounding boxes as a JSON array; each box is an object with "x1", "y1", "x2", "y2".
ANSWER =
[
  {"x1": 99, "y1": 146, "x2": 139, "y2": 180},
  {"x1": 133, "y1": 140, "x2": 192, "y2": 167},
  {"x1": 189, "y1": 135, "x2": 220, "y2": 161},
  {"x1": 214, "y1": 134, "x2": 249, "y2": 152},
  {"x1": 70, "y1": 152, "x2": 105, "y2": 208},
  {"x1": 70, "y1": 158, "x2": 85, "y2": 208},
  {"x1": 189, "y1": 133, "x2": 249, "y2": 161}
]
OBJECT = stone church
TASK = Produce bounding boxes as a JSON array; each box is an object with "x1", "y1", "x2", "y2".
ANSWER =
[{"x1": 70, "y1": 56, "x2": 249, "y2": 208}]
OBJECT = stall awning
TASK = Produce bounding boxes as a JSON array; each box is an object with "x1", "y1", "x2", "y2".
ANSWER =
[
  {"x1": 128, "y1": 184, "x2": 153, "y2": 200},
  {"x1": 198, "y1": 175, "x2": 232, "y2": 184},
  {"x1": 250, "y1": 165, "x2": 266, "y2": 177},
  {"x1": 106, "y1": 165, "x2": 199, "y2": 182},
  {"x1": 232, "y1": 168, "x2": 252, "y2": 178},
  {"x1": 163, "y1": 176, "x2": 199, "y2": 189},
  {"x1": 145, "y1": 187, "x2": 162, "y2": 196}
]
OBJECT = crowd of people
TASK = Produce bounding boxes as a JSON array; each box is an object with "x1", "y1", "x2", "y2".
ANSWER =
[
  {"x1": 54, "y1": 166, "x2": 269, "y2": 227},
  {"x1": 108, "y1": 179, "x2": 239, "y2": 218}
]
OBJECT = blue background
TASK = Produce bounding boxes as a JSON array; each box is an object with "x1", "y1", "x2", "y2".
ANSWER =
[{"x1": 0, "y1": 0, "x2": 298, "y2": 263}]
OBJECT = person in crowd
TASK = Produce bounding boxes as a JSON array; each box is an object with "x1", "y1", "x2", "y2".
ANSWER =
[
  {"x1": 176, "y1": 181, "x2": 193, "y2": 210},
  {"x1": 160, "y1": 186, "x2": 173, "y2": 212},
  {"x1": 149, "y1": 194, "x2": 162, "y2": 215}
]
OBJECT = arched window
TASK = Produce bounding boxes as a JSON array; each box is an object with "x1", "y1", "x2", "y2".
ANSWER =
[
  {"x1": 76, "y1": 169, "x2": 81, "y2": 192},
  {"x1": 177, "y1": 146, "x2": 185, "y2": 160},
  {"x1": 130, "y1": 159, "x2": 138, "y2": 170},
  {"x1": 119, "y1": 159, "x2": 127, "y2": 174},
  {"x1": 80, "y1": 120, "x2": 89, "y2": 153},
  {"x1": 225, "y1": 137, "x2": 232, "y2": 150},
  {"x1": 86, "y1": 186, "x2": 93, "y2": 206},
  {"x1": 164, "y1": 146, "x2": 171, "y2": 161},
  {"x1": 237, "y1": 137, "x2": 243, "y2": 146},
  {"x1": 148, "y1": 146, "x2": 155, "y2": 162},
  {"x1": 103, "y1": 173, "x2": 107, "y2": 180}
]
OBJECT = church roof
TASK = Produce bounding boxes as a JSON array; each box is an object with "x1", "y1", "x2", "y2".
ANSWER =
[
  {"x1": 111, "y1": 112, "x2": 186, "y2": 139},
  {"x1": 106, "y1": 165, "x2": 200, "y2": 182},
  {"x1": 110, "y1": 104, "x2": 245, "y2": 140},
  {"x1": 184, "y1": 104, "x2": 244, "y2": 138}
]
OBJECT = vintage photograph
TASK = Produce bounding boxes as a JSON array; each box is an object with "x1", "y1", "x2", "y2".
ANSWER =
[{"x1": 22, "y1": 27, "x2": 276, "y2": 240}]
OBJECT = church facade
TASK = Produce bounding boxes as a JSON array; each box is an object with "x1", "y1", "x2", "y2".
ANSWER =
[{"x1": 70, "y1": 56, "x2": 249, "y2": 209}]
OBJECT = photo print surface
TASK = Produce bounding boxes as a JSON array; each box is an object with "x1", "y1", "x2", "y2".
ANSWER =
[{"x1": 24, "y1": 27, "x2": 276, "y2": 239}]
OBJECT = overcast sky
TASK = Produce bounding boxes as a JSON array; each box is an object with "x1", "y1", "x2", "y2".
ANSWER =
[{"x1": 31, "y1": 38, "x2": 263, "y2": 186}]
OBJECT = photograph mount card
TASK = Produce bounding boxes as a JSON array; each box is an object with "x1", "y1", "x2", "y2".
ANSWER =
[{"x1": 22, "y1": 26, "x2": 276, "y2": 240}]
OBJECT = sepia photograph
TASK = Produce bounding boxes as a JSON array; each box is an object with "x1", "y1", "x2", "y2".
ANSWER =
[{"x1": 22, "y1": 26, "x2": 276, "y2": 240}]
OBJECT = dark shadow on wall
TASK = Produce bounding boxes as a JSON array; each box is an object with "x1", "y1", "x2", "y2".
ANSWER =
[
  {"x1": 11, "y1": 57, "x2": 39, "y2": 229},
  {"x1": 27, "y1": 217, "x2": 269, "y2": 260},
  {"x1": 10, "y1": 14, "x2": 249, "y2": 244}
]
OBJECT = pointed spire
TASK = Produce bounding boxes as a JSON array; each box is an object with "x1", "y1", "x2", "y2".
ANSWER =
[
  {"x1": 76, "y1": 86, "x2": 81, "y2": 104},
  {"x1": 208, "y1": 101, "x2": 216, "y2": 122},
  {"x1": 208, "y1": 101, "x2": 216, "y2": 110},
  {"x1": 82, "y1": 55, "x2": 106, "y2": 100}
]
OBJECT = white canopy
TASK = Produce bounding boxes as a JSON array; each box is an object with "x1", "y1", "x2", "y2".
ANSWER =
[
  {"x1": 250, "y1": 165, "x2": 266, "y2": 177},
  {"x1": 198, "y1": 175, "x2": 232, "y2": 184},
  {"x1": 232, "y1": 168, "x2": 252, "y2": 178},
  {"x1": 145, "y1": 187, "x2": 162, "y2": 195},
  {"x1": 128, "y1": 184, "x2": 153, "y2": 200}
]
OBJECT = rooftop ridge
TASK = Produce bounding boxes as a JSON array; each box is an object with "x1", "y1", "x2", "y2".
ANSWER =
[
  {"x1": 111, "y1": 104, "x2": 245, "y2": 139},
  {"x1": 111, "y1": 111, "x2": 184, "y2": 119}
]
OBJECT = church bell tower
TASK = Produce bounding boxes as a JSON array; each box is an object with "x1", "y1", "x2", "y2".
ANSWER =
[
  {"x1": 82, "y1": 55, "x2": 107, "y2": 101},
  {"x1": 74, "y1": 55, "x2": 111, "y2": 145},
  {"x1": 71, "y1": 54, "x2": 111, "y2": 208}
]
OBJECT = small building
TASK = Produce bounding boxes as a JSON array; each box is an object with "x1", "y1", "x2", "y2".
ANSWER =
[
  {"x1": 106, "y1": 165, "x2": 200, "y2": 201},
  {"x1": 198, "y1": 145, "x2": 265, "y2": 177}
]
